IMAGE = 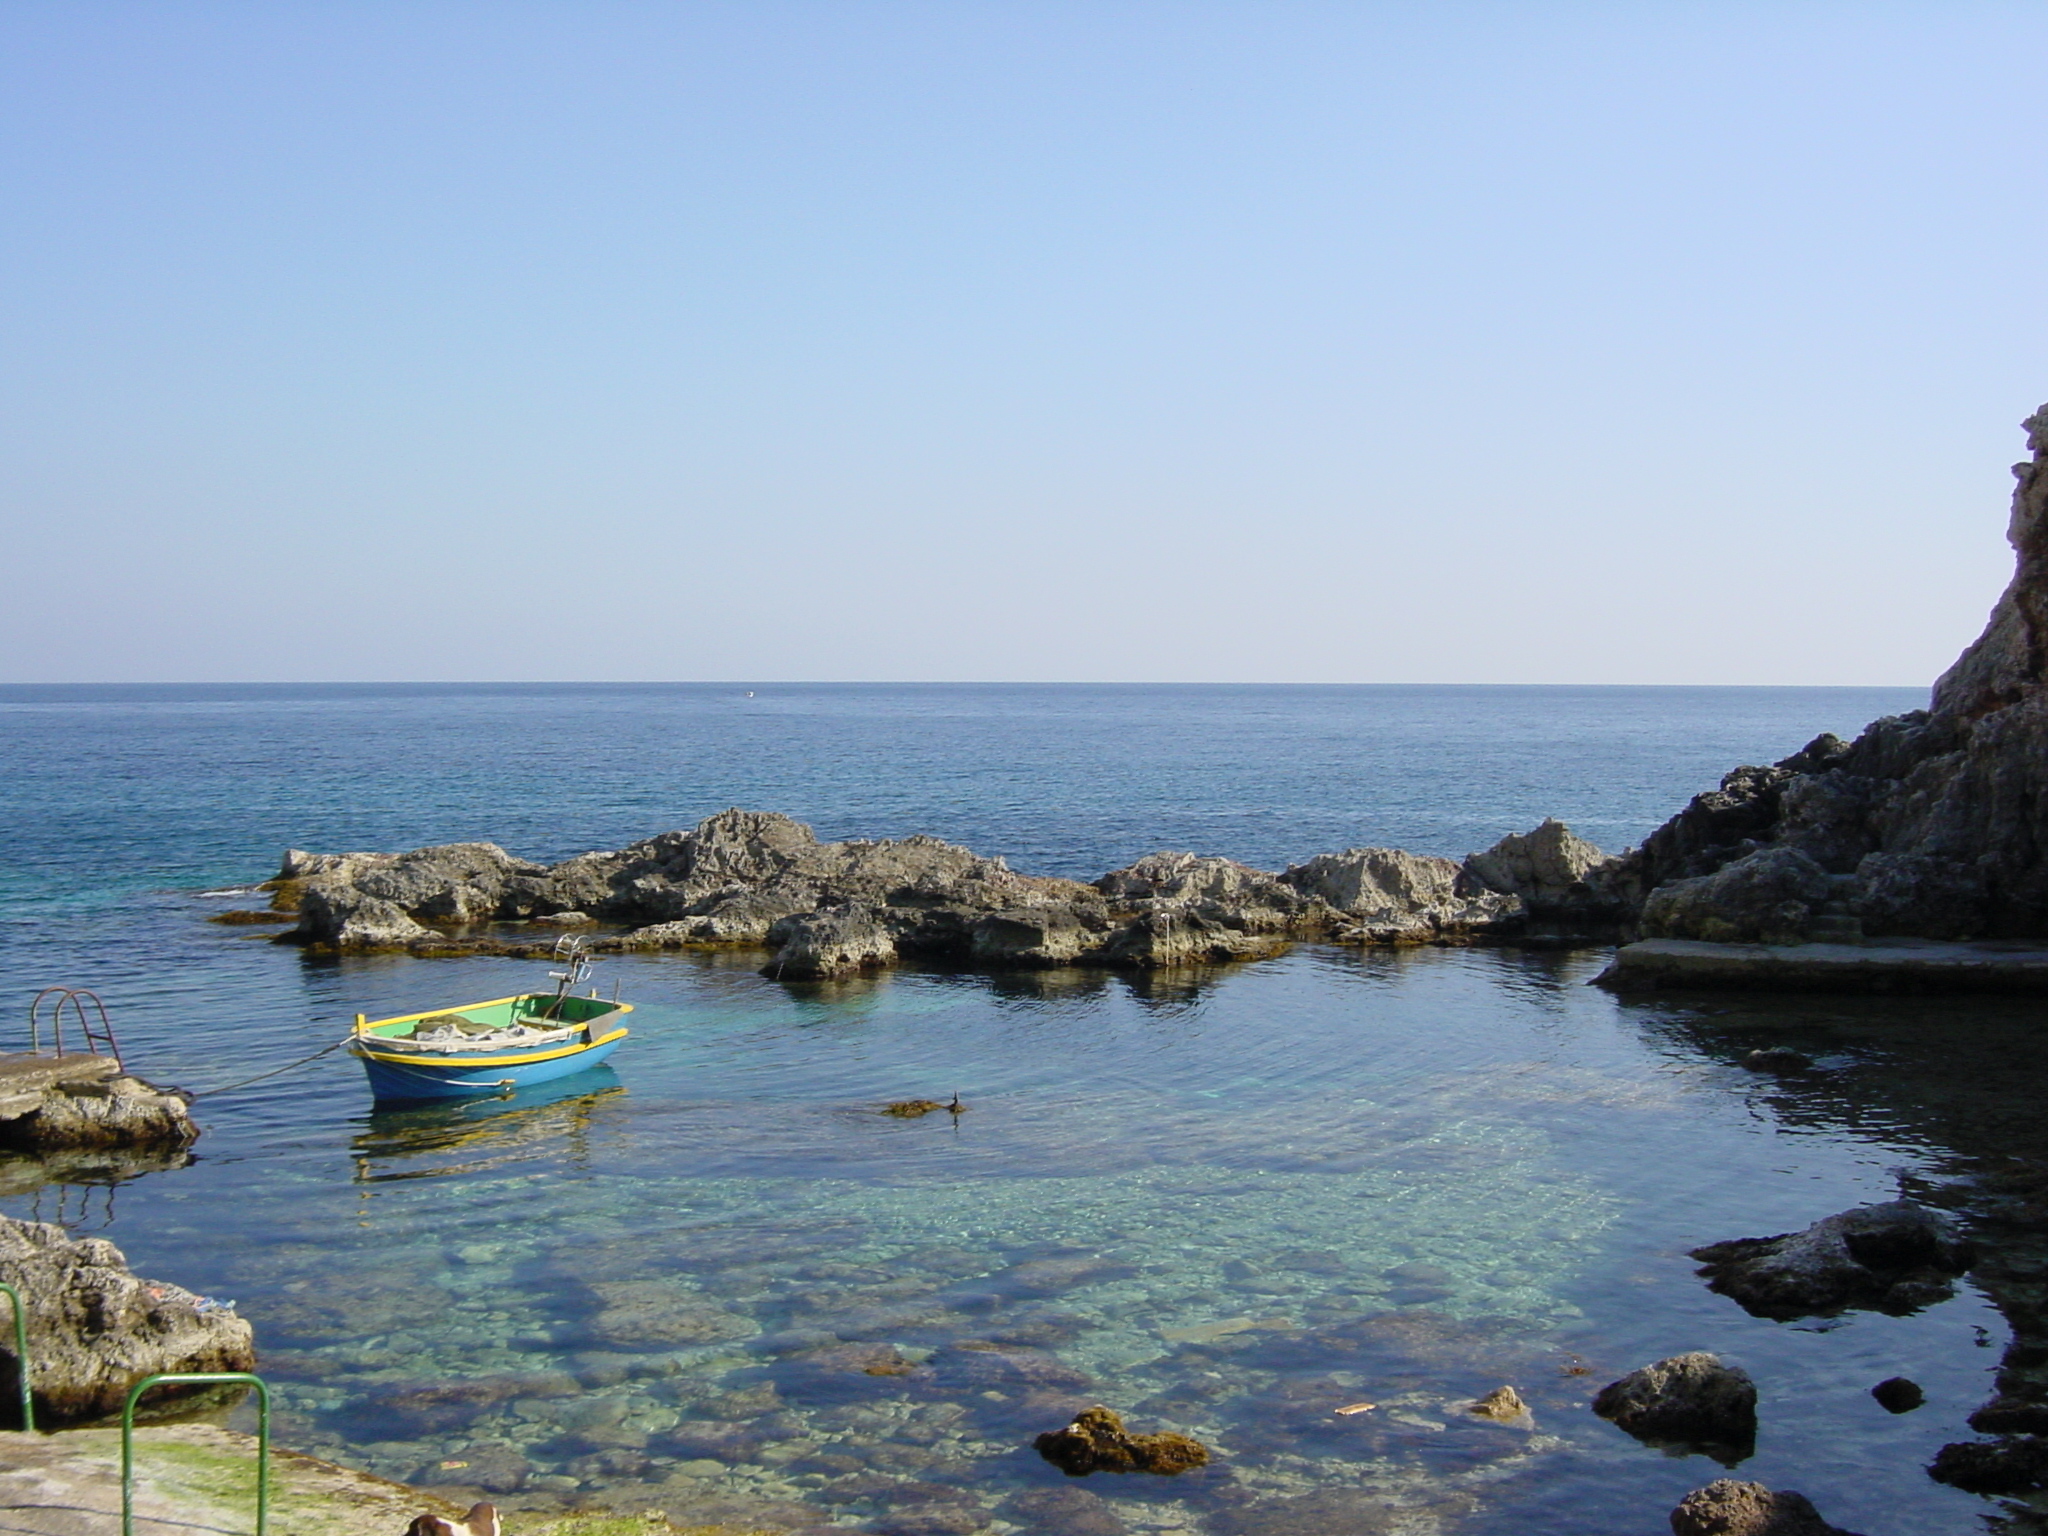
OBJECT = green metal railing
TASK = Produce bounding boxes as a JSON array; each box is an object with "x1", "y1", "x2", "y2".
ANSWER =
[
  {"x1": 0, "y1": 1281, "x2": 31, "y2": 1431},
  {"x1": 122, "y1": 1372, "x2": 268, "y2": 1536}
]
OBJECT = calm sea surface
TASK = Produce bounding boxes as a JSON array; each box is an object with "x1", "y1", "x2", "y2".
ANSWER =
[{"x1": 8, "y1": 682, "x2": 2035, "y2": 1536}]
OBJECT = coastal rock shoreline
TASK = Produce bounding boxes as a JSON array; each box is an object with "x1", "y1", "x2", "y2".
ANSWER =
[{"x1": 251, "y1": 811, "x2": 1630, "y2": 978}]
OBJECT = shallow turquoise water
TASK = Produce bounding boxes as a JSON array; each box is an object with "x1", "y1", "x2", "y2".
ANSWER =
[
  {"x1": 25, "y1": 921, "x2": 2018, "y2": 1536},
  {"x1": 3, "y1": 682, "x2": 2017, "y2": 1535}
]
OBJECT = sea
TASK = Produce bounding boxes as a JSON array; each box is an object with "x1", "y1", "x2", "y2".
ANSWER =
[{"x1": 3, "y1": 681, "x2": 2033, "y2": 1536}]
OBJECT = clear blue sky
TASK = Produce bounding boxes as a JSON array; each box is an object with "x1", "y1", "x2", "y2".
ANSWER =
[{"x1": 4, "y1": 2, "x2": 2042, "y2": 684}]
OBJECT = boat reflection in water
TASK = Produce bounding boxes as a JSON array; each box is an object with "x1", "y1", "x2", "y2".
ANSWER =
[{"x1": 349, "y1": 1070, "x2": 626, "y2": 1185}]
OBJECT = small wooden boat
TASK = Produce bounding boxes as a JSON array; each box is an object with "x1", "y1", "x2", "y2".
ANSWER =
[{"x1": 348, "y1": 939, "x2": 631, "y2": 1101}]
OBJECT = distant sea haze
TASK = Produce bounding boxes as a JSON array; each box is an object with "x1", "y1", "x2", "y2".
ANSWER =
[{"x1": 0, "y1": 683, "x2": 1925, "y2": 916}]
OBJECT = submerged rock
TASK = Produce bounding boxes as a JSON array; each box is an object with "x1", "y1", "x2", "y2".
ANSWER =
[
  {"x1": 1871, "y1": 1377, "x2": 1924, "y2": 1414},
  {"x1": 998, "y1": 1484, "x2": 1125, "y2": 1536},
  {"x1": 1669, "y1": 1479, "x2": 1865, "y2": 1536},
  {"x1": 1468, "y1": 1383, "x2": 1530, "y2": 1424},
  {"x1": 1033, "y1": 1405, "x2": 1210, "y2": 1476},
  {"x1": 1592, "y1": 1352, "x2": 1756, "y2": 1461},
  {"x1": 0, "y1": 1215, "x2": 255, "y2": 1424},
  {"x1": 1689, "y1": 1201, "x2": 1973, "y2": 1320}
]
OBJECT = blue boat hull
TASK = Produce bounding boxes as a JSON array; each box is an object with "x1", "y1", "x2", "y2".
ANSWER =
[{"x1": 354, "y1": 1034, "x2": 626, "y2": 1102}]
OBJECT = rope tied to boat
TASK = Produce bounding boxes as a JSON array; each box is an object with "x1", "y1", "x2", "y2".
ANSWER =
[{"x1": 184, "y1": 1038, "x2": 350, "y2": 1098}]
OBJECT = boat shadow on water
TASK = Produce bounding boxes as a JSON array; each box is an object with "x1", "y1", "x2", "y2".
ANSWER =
[{"x1": 350, "y1": 1073, "x2": 627, "y2": 1184}]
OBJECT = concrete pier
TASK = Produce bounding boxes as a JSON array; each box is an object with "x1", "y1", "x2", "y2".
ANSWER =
[{"x1": 1598, "y1": 937, "x2": 2048, "y2": 994}]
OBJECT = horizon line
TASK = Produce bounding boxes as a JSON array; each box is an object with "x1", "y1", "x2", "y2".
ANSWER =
[{"x1": 0, "y1": 678, "x2": 1933, "y2": 691}]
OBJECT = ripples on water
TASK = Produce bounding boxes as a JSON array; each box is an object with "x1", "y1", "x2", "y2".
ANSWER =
[{"x1": 7, "y1": 683, "x2": 2031, "y2": 1536}]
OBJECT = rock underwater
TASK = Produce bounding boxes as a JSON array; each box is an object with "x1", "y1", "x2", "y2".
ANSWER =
[{"x1": 258, "y1": 808, "x2": 1634, "y2": 975}]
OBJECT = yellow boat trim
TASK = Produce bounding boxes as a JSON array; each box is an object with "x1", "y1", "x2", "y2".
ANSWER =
[
  {"x1": 351, "y1": 1026, "x2": 630, "y2": 1068},
  {"x1": 355, "y1": 997, "x2": 634, "y2": 1033}
]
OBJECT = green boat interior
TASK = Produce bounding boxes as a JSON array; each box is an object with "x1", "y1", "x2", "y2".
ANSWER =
[{"x1": 362, "y1": 993, "x2": 625, "y2": 1053}]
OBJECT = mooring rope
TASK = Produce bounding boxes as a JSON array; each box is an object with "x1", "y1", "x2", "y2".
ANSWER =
[{"x1": 185, "y1": 1038, "x2": 350, "y2": 1098}]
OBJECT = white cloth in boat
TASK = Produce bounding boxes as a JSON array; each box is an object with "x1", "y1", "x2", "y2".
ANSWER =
[{"x1": 373, "y1": 1021, "x2": 586, "y2": 1055}]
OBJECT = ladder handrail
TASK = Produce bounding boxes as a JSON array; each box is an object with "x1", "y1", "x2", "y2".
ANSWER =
[
  {"x1": 24, "y1": 988, "x2": 123, "y2": 1071},
  {"x1": 122, "y1": 1372, "x2": 268, "y2": 1536}
]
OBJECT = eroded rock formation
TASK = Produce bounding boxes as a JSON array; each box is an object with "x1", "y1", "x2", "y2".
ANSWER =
[
  {"x1": 0, "y1": 1055, "x2": 198, "y2": 1155},
  {"x1": 1669, "y1": 1479, "x2": 1864, "y2": 1536},
  {"x1": 1033, "y1": 1405, "x2": 1210, "y2": 1476},
  {"x1": 0, "y1": 1215, "x2": 255, "y2": 1423},
  {"x1": 1592, "y1": 1352, "x2": 1757, "y2": 1462},
  {"x1": 1690, "y1": 1201, "x2": 1973, "y2": 1321},
  {"x1": 1613, "y1": 405, "x2": 2048, "y2": 944},
  {"x1": 262, "y1": 809, "x2": 1629, "y2": 975}
]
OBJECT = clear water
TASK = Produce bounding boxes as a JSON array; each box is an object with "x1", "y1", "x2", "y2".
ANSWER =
[{"x1": 6, "y1": 682, "x2": 2023, "y2": 1536}]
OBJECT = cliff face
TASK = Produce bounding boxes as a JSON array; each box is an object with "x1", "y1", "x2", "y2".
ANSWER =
[{"x1": 1630, "y1": 404, "x2": 2048, "y2": 943}]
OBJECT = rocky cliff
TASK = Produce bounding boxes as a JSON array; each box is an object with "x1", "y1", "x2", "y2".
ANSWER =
[{"x1": 1622, "y1": 404, "x2": 2048, "y2": 944}]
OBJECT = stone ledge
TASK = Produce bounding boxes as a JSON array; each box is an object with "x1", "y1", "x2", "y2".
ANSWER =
[{"x1": 1598, "y1": 937, "x2": 2048, "y2": 994}]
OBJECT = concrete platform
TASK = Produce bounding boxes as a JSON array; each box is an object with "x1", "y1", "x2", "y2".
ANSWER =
[
  {"x1": 1598, "y1": 937, "x2": 2048, "y2": 993},
  {"x1": 0, "y1": 1423, "x2": 455, "y2": 1536}
]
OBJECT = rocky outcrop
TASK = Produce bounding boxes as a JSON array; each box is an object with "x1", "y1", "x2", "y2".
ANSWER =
[
  {"x1": 0, "y1": 1055, "x2": 198, "y2": 1154},
  {"x1": 0, "y1": 1215, "x2": 255, "y2": 1423},
  {"x1": 1669, "y1": 1480, "x2": 1864, "y2": 1536},
  {"x1": 1929, "y1": 1435, "x2": 2048, "y2": 1494},
  {"x1": 1463, "y1": 818, "x2": 1626, "y2": 927},
  {"x1": 266, "y1": 809, "x2": 1620, "y2": 975},
  {"x1": 1283, "y1": 848, "x2": 1520, "y2": 942},
  {"x1": 1033, "y1": 1406, "x2": 1210, "y2": 1476},
  {"x1": 1592, "y1": 1352, "x2": 1757, "y2": 1461},
  {"x1": 1689, "y1": 1201, "x2": 1973, "y2": 1321},
  {"x1": 763, "y1": 909, "x2": 901, "y2": 980},
  {"x1": 1606, "y1": 406, "x2": 2048, "y2": 943},
  {"x1": 1641, "y1": 847, "x2": 1834, "y2": 945}
]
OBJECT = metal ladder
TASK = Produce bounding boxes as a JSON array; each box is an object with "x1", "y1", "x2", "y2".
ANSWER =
[{"x1": 25, "y1": 988, "x2": 124, "y2": 1070}]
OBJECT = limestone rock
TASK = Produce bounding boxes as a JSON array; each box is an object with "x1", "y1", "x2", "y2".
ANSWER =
[
  {"x1": 293, "y1": 888, "x2": 436, "y2": 949},
  {"x1": 1689, "y1": 1201, "x2": 1973, "y2": 1320},
  {"x1": 1092, "y1": 909, "x2": 1294, "y2": 968},
  {"x1": 1468, "y1": 1384, "x2": 1530, "y2": 1423},
  {"x1": 0, "y1": 1069, "x2": 199, "y2": 1154},
  {"x1": 762, "y1": 908, "x2": 900, "y2": 980},
  {"x1": 1592, "y1": 1352, "x2": 1757, "y2": 1459},
  {"x1": 1033, "y1": 1405, "x2": 1210, "y2": 1476},
  {"x1": 1640, "y1": 847, "x2": 1832, "y2": 945},
  {"x1": 1097, "y1": 853, "x2": 1315, "y2": 925},
  {"x1": 1283, "y1": 847, "x2": 1519, "y2": 941},
  {"x1": 971, "y1": 907, "x2": 1101, "y2": 966},
  {"x1": 1669, "y1": 1479, "x2": 1864, "y2": 1536},
  {"x1": 1607, "y1": 407, "x2": 2048, "y2": 944},
  {"x1": 1465, "y1": 819, "x2": 1622, "y2": 925},
  {"x1": 0, "y1": 1215, "x2": 255, "y2": 1423}
]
